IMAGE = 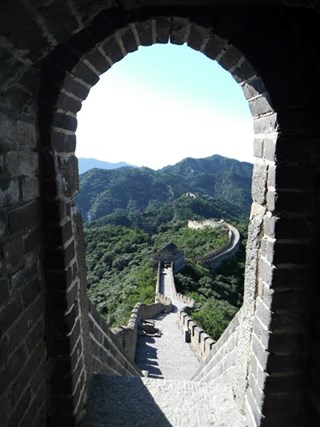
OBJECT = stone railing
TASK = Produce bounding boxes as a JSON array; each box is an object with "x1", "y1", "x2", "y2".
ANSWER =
[
  {"x1": 177, "y1": 310, "x2": 216, "y2": 361},
  {"x1": 88, "y1": 299, "x2": 142, "y2": 377},
  {"x1": 191, "y1": 307, "x2": 243, "y2": 385},
  {"x1": 201, "y1": 223, "x2": 241, "y2": 268},
  {"x1": 174, "y1": 293, "x2": 195, "y2": 307},
  {"x1": 112, "y1": 298, "x2": 171, "y2": 362}
]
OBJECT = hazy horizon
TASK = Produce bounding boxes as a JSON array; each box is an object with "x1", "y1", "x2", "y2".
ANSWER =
[{"x1": 76, "y1": 44, "x2": 254, "y2": 170}]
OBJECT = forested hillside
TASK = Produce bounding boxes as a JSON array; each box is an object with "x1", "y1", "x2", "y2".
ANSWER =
[
  {"x1": 80, "y1": 154, "x2": 251, "y2": 339},
  {"x1": 77, "y1": 154, "x2": 253, "y2": 230},
  {"x1": 84, "y1": 221, "x2": 244, "y2": 339}
]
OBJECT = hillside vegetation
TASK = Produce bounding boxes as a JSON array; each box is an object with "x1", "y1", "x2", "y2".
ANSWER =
[
  {"x1": 84, "y1": 221, "x2": 242, "y2": 338},
  {"x1": 80, "y1": 154, "x2": 251, "y2": 339},
  {"x1": 77, "y1": 154, "x2": 252, "y2": 231}
]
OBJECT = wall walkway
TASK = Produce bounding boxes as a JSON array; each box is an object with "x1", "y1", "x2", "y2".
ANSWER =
[{"x1": 135, "y1": 266, "x2": 200, "y2": 379}]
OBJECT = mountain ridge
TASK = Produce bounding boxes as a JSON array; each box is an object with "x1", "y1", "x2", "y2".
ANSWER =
[{"x1": 77, "y1": 154, "x2": 253, "y2": 230}]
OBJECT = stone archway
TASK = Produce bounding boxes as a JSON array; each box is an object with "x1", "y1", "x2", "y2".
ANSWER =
[{"x1": 37, "y1": 5, "x2": 319, "y2": 426}]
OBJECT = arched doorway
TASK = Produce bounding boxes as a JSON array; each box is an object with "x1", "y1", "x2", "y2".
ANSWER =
[{"x1": 38, "y1": 6, "x2": 318, "y2": 425}]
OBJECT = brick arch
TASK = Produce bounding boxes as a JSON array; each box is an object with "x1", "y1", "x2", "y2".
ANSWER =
[{"x1": 38, "y1": 6, "x2": 319, "y2": 426}]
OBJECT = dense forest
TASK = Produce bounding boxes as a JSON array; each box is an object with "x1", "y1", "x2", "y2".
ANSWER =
[
  {"x1": 77, "y1": 154, "x2": 252, "y2": 229},
  {"x1": 80, "y1": 154, "x2": 251, "y2": 340}
]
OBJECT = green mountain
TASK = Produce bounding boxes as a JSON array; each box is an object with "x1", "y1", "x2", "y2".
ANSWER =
[
  {"x1": 78, "y1": 158, "x2": 134, "y2": 174},
  {"x1": 77, "y1": 154, "x2": 253, "y2": 229}
]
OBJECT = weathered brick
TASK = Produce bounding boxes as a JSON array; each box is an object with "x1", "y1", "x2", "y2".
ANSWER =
[
  {"x1": 71, "y1": 61, "x2": 99, "y2": 87},
  {"x1": 252, "y1": 161, "x2": 268, "y2": 205},
  {"x1": 45, "y1": 240, "x2": 76, "y2": 269},
  {"x1": 203, "y1": 34, "x2": 226, "y2": 61},
  {"x1": 170, "y1": 16, "x2": 190, "y2": 45},
  {"x1": 154, "y1": 16, "x2": 170, "y2": 44},
  {"x1": 24, "y1": 226, "x2": 41, "y2": 253},
  {"x1": 22, "y1": 276, "x2": 41, "y2": 309},
  {"x1": 52, "y1": 319, "x2": 81, "y2": 356},
  {"x1": 8, "y1": 387, "x2": 31, "y2": 427},
  {"x1": 219, "y1": 45, "x2": 243, "y2": 72},
  {"x1": 48, "y1": 220, "x2": 73, "y2": 247},
  {"x1": 272, "y1": 242, "x2": 311, "y2": 265},
  {"x1": 0, "y1": 179, "x2": 20, "y2": 207},
  {"x1": 51, "y1": 130, "x2": 77, "y2": 154},
  {"x1": 264, "y1": 372, "x2": 305, "y2": 394},
  {"x1": 0, "y1": 335, "x2": 8, "y2": 366},
  {"x1": 2, "y1": 235, "x2": 24, "y2": 273},
  {"x1": 271, "y1": 289, "x2": 310, "y2": 310},
  {"x1": 187, "y1": 23, "x2": 210, "y2": 51},
  {"x1": 21, "y1": 176, "x2": 39, "y2": 201},
  {"x1": 133, "y1": 20, "x2": 153, "y2": 47},
  {"x1": 0, "y1": 344, "x2": 27, "y2": 398},
  {"x1": 57, "y1": 92, "x2": 82, "y2": 114},
  {"x1": 11, "y1": 342, "x2": 45, "y2": 404},
  {"x1": 43, "y1": 200, "x2": 71, "y2": 223},
  {"x1": 52, "y1": 112, "x2": 77, "y2": 132},
  {"x1": 8, "y1": 201, "x2": 40, "y2": 233},
  {"x1": 54, "y1": 337, "x2": 82, "y2": 376},
  {"x1": 0, "y1": 298, "x2": 22, "y2": 336},
  {"x1": 267, "y1": 352, "x2": 305, "y2": 374},
  {"x1": 263, "y1": 391, "x2": 303, "y2": 416},
  {"x1": 45, "y1": 267, "x2": 73, "y2": 292},
  {"x1": 253, "y1": 113, "x2": 278, "y2": 134},
  {"x1": 249, "y1": 95, "x2": 273, "y2": 118},
  {"x1": 0, "y1": 277, "x2": 9, "y2": 304},
  {"x1": 271, "y1": 310, "x2": 309, "y2": 334},
  {"x1": 0, "y1": 112, "x2": 18, "y2": 151},
  {"x1": 17, "y1": 121, "x2": 37, "y2": 149},
  {"x1": 48, "y1": 280, "x2": 78, "y2": 312},
  {"x1": 54, "y1": 303, "x2": 78, "y2": 335},
  {"x1": 27, "y1": 320, "x2": 44, "y2": 353},
  {"x1": 83, "y1": 48, "x2": 111, "y2": 74},
  {"x1": 0, "y1": 394, "x2": 10, "y2": 427},
  {"x1": 5, "y1": 151, "x2": 38, "y2": 176},
  {"x1": 98, "y1": 37, "x2": 123, "y2": 67},
  {"x1": 64, "y1": 74, "x2": 90, "y2": 100},
  {"x1": 264, "y1": 216, "x2": 313, "y2": 240},
  {"x1": 269, "y1": 189, "x2": 314, "y2": 214},
  {"x1": 52, "y1": 354, "x2": 83, "y2": 395}
]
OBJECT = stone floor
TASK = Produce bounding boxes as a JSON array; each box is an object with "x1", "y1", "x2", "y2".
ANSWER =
[
  {"x1": 81, "y1": 375, "x2": 246, "y2": 427},
  {"x1": 135, "y1": 266, "x2": 199, "y2": 379},
  {"x1": 81, "y1": 266, "x2": 246, "y2": 426}
]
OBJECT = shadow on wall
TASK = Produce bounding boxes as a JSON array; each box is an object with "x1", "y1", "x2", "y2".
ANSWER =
[{"x1": 81, "y1": 375, "x2": 172, "y2": 427}]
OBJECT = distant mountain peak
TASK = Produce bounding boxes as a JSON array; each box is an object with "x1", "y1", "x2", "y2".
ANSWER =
[{"x1": 78, "y1": 158, "x2": 135, "y2": 174}]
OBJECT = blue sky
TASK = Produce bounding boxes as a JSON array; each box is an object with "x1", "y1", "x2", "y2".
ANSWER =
[{"x1": 76, "y1": 43, "x2": 254, "y2": 169}]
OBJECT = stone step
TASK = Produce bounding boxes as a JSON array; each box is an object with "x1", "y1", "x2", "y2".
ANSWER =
[{"x1": 81, "y1": 374, "x2": 245, "y2": 427}]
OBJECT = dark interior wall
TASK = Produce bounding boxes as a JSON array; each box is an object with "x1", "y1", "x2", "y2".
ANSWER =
[{"x1": 1, "y1": 1, "x2": 320, "y2": 426}]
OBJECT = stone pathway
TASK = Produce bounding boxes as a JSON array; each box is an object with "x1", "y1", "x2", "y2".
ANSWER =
[
  {"x1": 82, "y1": 375, "x2": 246, "y2": 427},
  {"x1": 135, "y1": 266, "x2": 200, "y2": 379}
]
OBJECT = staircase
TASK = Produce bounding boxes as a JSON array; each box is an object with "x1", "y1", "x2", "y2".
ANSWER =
[
  {"x1": 82, "y1": 375, "x2": 245, "y2": 427},
  {"x1": 81, "y1": 266, "x2": 245, "y2": 426}
]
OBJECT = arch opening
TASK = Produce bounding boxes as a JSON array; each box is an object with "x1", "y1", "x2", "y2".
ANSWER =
[{"x1": 38, "y1": 8, "x2": 317, "y2": 425}]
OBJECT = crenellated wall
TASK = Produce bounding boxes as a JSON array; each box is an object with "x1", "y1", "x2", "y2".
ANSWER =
[
  {"x1": 191, "y1": 308, "x2": 242, "y2": 384},
  {"x1": 112, "y1": 296, "x2": 172, "y2": 362},
  {"x1": 178, "y1": 310, "x2": 216, "y2": 361},
  {"x1": 88, "y1": 301, "x2": 142, "y2": 377}
]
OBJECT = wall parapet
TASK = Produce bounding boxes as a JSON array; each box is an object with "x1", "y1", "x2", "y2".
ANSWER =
[
  {"x1": 112, "y1": 298, "x2": 172, "y2": 362},
  {"x1": 87, "y1": 299, "x2": 142, "y2": 377},
  {"x1": 177, "y1": 310, "x2": 216, "y2": 361},
  {"x1": 190, "y1": 307, "x2": 243, "y2": 385}
]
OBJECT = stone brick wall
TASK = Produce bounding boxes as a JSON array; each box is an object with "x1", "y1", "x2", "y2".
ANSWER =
[
  {"x1": 192, "y1": 308, "x2": 242, "y2": 384},
  {"x1": 1, "y1": 2, "x2": 320, "y2": 426},
  {"x1": 178, "y1": 311, "x2": 216, "y2": 362},
  {"x1": 112, "y1": 297, "x2": 172, "y2": 362},
  {"x1": 88, "y1": 301, "x2": 142, "y2": 377},
  {"x1": 0, "y1": 74, "x2": 47, "y2": 425}
]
